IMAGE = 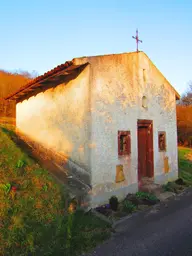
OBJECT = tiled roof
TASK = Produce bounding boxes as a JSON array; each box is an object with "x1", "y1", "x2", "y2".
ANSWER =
[{"x1": 5, "y1": 60, "x2": 74, "y2": 100}]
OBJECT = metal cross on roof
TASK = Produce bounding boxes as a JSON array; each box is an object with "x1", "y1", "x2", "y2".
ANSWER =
[{"x1": 132, "y1": 29, "x2": 142, "y2": 52}]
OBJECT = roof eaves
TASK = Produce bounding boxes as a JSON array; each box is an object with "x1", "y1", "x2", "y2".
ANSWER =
[{"x1": 4, "y1": 60, "x2": 74, "y2": 100}]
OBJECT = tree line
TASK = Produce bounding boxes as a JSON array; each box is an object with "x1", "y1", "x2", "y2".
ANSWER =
[
  {"x1": 177, "y1": 84, "x2": 192, "y2": 147},
  {"x1": 0, "y1": 69, "x2": 191, "y2": 148},
  {"x1": 0, "y1": 70, "x2": 37, "y2": 98}
]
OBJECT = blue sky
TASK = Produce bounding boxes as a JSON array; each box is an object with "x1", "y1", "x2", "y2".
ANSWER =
[{"x1": 0, "y1": 0, "x2": 192, "y2": 95}]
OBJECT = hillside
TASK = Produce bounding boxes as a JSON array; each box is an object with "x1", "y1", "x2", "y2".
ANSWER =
[
  {"x1": 177, "y1": 84, "x2": 192, "y2": 148},
  {"x1": 0, "y1": 127, "x2": 111, "y2": 256},
  {"x1": 0, "y1": 70, "x2": 32, "y2": 98},
  {"x1": 178, "y1": 147, "x2": 192, "y2": 185},
  {"x1": 177, "y1": 105, "x2": 192, "y2": 147}
]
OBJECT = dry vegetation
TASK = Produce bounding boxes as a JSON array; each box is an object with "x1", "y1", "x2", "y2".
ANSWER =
[
  {"x1": 0, "y1": 70, "x2": 34, "y2": 98},
  {"x1": 177, "y1": 84, "x2": 192, "y2": 147}
]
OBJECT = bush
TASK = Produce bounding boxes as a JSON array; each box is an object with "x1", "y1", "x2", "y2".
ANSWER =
[
  {"x1": 109, "y1": 196, "x2": 119, "y2": 211},
  {"x1": 122, "y1": 200, "x2": 137, "y2": 213},
  {"x1": 162, "y1": 181, "x2": 186, "y2": 194},
  {"x1": 135, "y1": 191, "x2": 158, "y2": 202}
]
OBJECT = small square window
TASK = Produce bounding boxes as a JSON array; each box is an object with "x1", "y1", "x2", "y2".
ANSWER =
[
  {"x1": 118, "y1": 131, "x2": 131, "y2": 156},
  {"x1": 158, "y1": 132, "x2": 166, "y2": 151}
]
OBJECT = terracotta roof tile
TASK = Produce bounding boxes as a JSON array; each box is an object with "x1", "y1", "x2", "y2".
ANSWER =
[{"x1": 5, "y1": 60, "x2": 73, "y2": 100}]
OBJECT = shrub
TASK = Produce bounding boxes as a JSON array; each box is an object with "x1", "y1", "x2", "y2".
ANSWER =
[
  {"x1": 136, "y1": 191, "x2": 158, "y2": 202},
  {"x1": 123, "y1": 200, "x2": 137, "y2": 213},
  {"x1": 109, "y1": 196, "x2": 119, "y2": 211}
]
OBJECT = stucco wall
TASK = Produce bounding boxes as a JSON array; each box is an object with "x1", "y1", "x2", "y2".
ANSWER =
[
  {"x1": 16, "y1": 52, "x2": 178, "y2": 207},
  {"x1": 16, "y1": 66, "x2": 91, "y2": 172},
  {"x1": 74, "y1": 52, "x2": 178, "y2": 205}
]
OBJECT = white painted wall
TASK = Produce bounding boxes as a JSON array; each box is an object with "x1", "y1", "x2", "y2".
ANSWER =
[
  {"x1": 16, "y1": 66, "x2": 92, "y2": 173},
  {"x1": 16, "y1": 52, "x2": 179, "y2": 207},
  {"x1": 74, "y1": 52, "x2": 178, "y2": 206}
]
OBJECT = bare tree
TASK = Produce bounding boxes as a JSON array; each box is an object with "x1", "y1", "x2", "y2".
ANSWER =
[
  {"x1": 177, "y1": 83, "x2": 192, "y2": 147},
  {"x1": 178, "y1": 83, "x2": 192, "y2": 106}
]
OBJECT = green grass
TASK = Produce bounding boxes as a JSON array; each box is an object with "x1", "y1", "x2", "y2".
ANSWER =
[
  {"x1": 135, "y1": 191, "x2": 158, "y2": 201},
  {"x1": 163, "y1": 147, "x2": 192, "y2": 193},
  {"x1": 122, "y1": 200, "x2": 137, "y2": 213},
  {"x1": 0, "y1": 127, "x2": 111, "y2": 256},
  {"x1": 178, "y1": 147, "x2": 192, "y2": 185}
]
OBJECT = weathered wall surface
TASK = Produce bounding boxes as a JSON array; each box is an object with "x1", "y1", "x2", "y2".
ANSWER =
[
  {"x1": 143, "y1": 53, "x2": 178, "y2": 185},
  {"x1": 16, "y1": 66, "x2": 92, "y2": 173},
  {"x1": 0, "y1": 99, "x2": 16, "y2": 126},
  {"x1": 74, "y1": 52, "x2": 178, "y2": 206},
  {"x1": 16, "y1": 52, "x2": 178, "y2": 207}
]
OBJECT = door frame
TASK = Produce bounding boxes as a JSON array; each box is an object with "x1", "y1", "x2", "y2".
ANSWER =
[{"x1": 137, "y1": 119, "x2": 154, "y2": 180}]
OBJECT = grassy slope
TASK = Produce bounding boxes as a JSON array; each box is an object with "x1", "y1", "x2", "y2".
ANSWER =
[
  {"x1": 0, "y1": 127, "x2": 111, "y2": 256},
  {"x1": 0, "y1": 127, "x2": 190, "y2": 256},
  {"x1": 178, "y1": 147, "x2": 192, "y2": 185}
]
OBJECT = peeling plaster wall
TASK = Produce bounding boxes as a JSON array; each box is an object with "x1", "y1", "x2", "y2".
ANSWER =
[
  {"x1": 16, "y1": 52, "x2": 178, "y2": 207},
  {"x1": 74, "y1": 52, "x2": 178, "y2": 205},
  {"x1": 16, "y1": 66, "x2": 91, "y2": 172}
]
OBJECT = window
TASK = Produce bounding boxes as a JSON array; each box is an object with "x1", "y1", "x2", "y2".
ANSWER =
[
  {"x1": 143, "y1": 69, "x2": 146, "y2": 83},
  {"x1": 158, "y1": 132, "x2": 166, "y2": 151},
  {"x1": 118, "y1": 131, "x2": 131, "y2": 156},
  {"x1": 142, "y1": 96, "x2": 148, "y2": 108}
]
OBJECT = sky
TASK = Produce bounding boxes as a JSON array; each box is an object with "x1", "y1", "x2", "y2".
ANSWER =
[{"x1": 0, "y1": 0, "x2": 192, "y2": 95}]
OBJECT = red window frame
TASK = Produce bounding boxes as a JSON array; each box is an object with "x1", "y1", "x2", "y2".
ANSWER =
[
  {"x1": 118, "y1": 131, "x2": 131, "y2": 156},
  {"x1": 158, "y1": 131, "x2": 166, "y2": 152}
]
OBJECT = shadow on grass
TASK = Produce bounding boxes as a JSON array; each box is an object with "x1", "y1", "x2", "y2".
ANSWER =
[{"x1": 0, "y1": 127, "x2": 111, "y2": 256}]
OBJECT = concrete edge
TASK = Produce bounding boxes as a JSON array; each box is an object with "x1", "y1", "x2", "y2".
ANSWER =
[
  {"x1": 112, "y1": 207, "x2": 151, "y2": 229},
  {"x1": 112, "y1": 187, "x2": 191, "y2": 230},
  {"x1": 91, "y1": 209, "x2": 113, "y2": 225},
  {"x1": 91, "y1": 192, "x2": 178, "y2": 230}
]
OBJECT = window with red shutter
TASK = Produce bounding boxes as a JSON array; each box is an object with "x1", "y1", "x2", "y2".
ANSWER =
[
  {"x1": 158, "y1": 131, "x2": 166, "y2": 151},
  {"x1": 118, "y1": 131, "x2": 131, "y2": 156}
]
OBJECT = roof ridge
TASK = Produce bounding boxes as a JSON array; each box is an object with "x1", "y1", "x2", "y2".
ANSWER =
[{"x1": 73, "y1": 51, "x2": 140, "y2": 60}]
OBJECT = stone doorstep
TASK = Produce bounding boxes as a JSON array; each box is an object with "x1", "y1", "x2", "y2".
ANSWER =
[
  {"x1": 139, "y1": 180, "x2": 164, "y2": 195},
  {"x1": 157, "y1": 191, "x2": 176, "y2": 201}
]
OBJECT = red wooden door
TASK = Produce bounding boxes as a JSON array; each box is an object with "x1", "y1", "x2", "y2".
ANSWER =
[
  {"x1": 137, "y1": 120, "x2": 154, "y2": 182},
  {"x1": 138, "y1": 127, "x2": 148, "y2": 180}
]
